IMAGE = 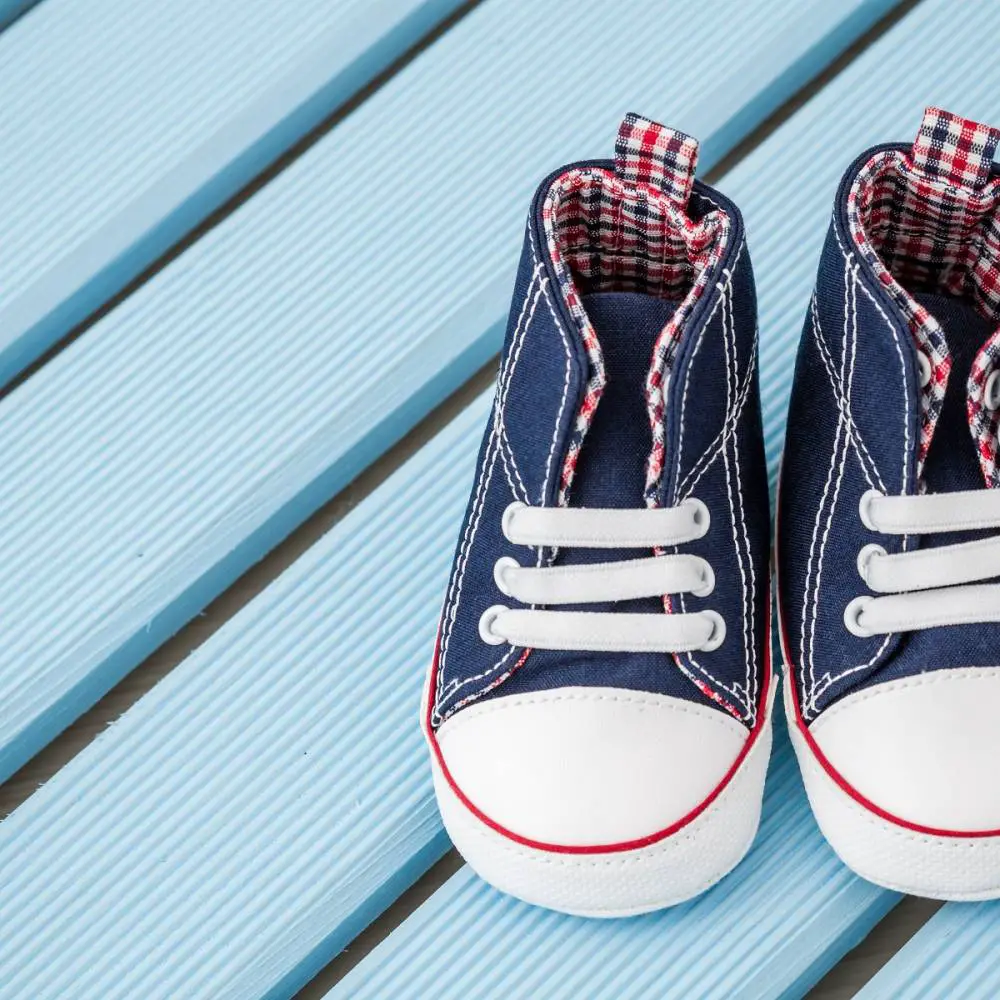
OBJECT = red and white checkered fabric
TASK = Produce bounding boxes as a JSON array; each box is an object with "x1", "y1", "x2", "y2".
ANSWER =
[
  {"x1": 847, "y1": 107, "x2": 1000, "y2": 481},
  {"x1": 968, "y1": 331, "x2": 1000, "y2": 487},
  {"x1": 614, "y1": 111, "x2": 699, "y2": 206},
  {"x1": 912, "y1": 108, "x2": 1000, "y2": 188},
  {"x1": 541, "y1": 114, "x2": 730, "y2": 506}
]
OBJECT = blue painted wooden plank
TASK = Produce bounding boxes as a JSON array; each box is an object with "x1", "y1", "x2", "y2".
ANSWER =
[
  {"x1": 0, "y1": 0, "x2": 891, "y2": 783},
  {"x1": 0, "y1": 399, "x2": 486, "y2": 1000},
  {"x1": 328, "y1": 723, "x2": 897, "y2": 1000},
  {"x1": 0, "y1": 0, "x2": 465, "y2": 386},
  {"x1": 854, "y1": 903, "x2": 1000, "y2": 999}
]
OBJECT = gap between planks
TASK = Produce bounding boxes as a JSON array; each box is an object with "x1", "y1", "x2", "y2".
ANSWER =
[{"x1": 0, "y1": 0, "x2": 934, "y2": 997}]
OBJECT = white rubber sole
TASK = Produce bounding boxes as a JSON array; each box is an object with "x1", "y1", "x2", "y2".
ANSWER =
[
  {"x1": 784, "y1": 673, "x2": 1000, "y2": 901},
  {"x1": 428, "y1": 684, "x2": 775, "y2": 918}
]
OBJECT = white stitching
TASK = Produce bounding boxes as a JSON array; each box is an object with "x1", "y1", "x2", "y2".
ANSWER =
[
  {"x1": 724, "y1": 279, "x2": 758, "y2": 722},
  {"x1": 438, "y1": 688, "x2": 743, "y2": 739},
  {"x1": 809, "y1": 295, "x2": 885, "y2": 492},
  {"x1": 435, "y1": 430, "x2": 511, "y2": 723},
  {"x1": 493, "y1": 268, "x2": 544, "y2": 503},
  {"x1": 681, "y1": 278, "x2": 754, "y2": 717},
  {"x1": 675, "y1": 273, "x2": 752, "y2": 717},
  {"x1": 499, "y1": 436, "x2": 528, "y2": 504},
  {"x1": 676, "y1": 241, "x2": 746, "y2": 492},
  {"x1": 834, "y1": 226, "x2": 912, "y2": 488},
  {"x1": 811, "y1": 294, "x2": 881, "y2": 486},
  {"x1": 496, "y1": 323, "x2": 539, "y2": 504},
  {"x1": 534, "y1": 239, "x2": 575, "y2": 567},
  {"x1": 707, "y1": 277, "x2": 753, "y2": 718},
  {"x1": 436, "y1": 241, "x2": 574, "y2": 721},
  {"x1": 538, "y1": 262, "x2": 575, "y2": 511},
  {"x1": 677, "y1": 352, "x2": 756, "y2": 501},
  {"x1": 807, "y1": 269, "x2": 894, "y2": 712},
  {"x1": 805, "y1": 232, "x2": 914, "y2": 714},
  {"x1": 806, "y1": 260, "x2": 859, "y2": 705},
  {"x1": 801, "y1": 257, "x2": 854, "y2": 704},
  {"x1": 435, "y1": 263, "x2": 545, "y2": 720}
]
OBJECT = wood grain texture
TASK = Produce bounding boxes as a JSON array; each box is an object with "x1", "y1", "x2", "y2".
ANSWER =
[
  {"x1": 0, "y1": 399, "x2": 488, "y2": 1000},
  {"x1": 0, "y1": 0, "x2": 467, "y2": 385}
]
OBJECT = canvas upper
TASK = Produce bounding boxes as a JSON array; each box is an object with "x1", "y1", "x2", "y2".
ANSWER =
[
  {"x1": 430, "y1": 117, "x2": 770, "y2": 734},
  {"x1": 422, "y1": 116, "x2": 772, "y2": 915},
  {"x1": 779, "y1": 108, "x2": 1000, "y2": 854}
]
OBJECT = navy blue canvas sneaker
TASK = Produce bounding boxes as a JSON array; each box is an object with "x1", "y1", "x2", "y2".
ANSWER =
[
  {"x1": 779, "y1": 108, "x2": 1000, "y2": 900},
  {"x1": 422, "y1": 115, "x2": 773, "y2": 917}
]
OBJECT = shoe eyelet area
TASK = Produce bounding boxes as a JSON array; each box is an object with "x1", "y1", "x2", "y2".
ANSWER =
[
  {"x1": 478, "y1": 604, "x2": 509, "y2": 645},
  {"x1": 844, "y1": 596, "x2": 874, "y2": 638},
  {"x1": 501, "y1": 501, "x2": 526, "y2": 542},
  {"x1": 917, "y1": 351, "x2": 932, "y2": 389},
  {"x1": 700, "y1": 610, "x2": 726, "y2": 651},
  {"x1": 856, "y1": 543, "x2": 886, "y2": 585},
  {"x1": 692, "y1": 561, "x2": 715, "y2": 597},
  {"x1": 685, "y1": 497, "x2": 711, "y2": 539},
  {"x1": 493, "y1": 556, "x2": 519, "y2": 597},
  {"x1": 987, "y1": 370, "x2": 1000, "y2": 410},
  {"x1": 858, "y1": 488, "x2": 882, "y2": 532}
]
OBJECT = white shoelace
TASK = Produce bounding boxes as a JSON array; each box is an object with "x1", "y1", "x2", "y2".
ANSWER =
[
  {"x1": 846, "y1": 487, "x2": 1000, "y2": 636},
  {"x1": 478, "y1": 500, "x2": 725, "y2": 653}
]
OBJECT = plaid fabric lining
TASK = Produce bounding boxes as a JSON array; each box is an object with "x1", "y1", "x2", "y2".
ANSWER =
[
  {"x1": 847, "y1": 108, "x2": 1000, "y2": 480},
  {"x1": 540, "y1": 114, "x2": 729, "y2": 506},
  {"x1": 968, "y1": 331, "x2": 1000, "y2": 487}
]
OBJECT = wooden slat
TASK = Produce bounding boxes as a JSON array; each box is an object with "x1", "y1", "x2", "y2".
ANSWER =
[
  {"x1": 0, "y1": 0, "x2": 893, "y2": 783},
  {"x1": 0, "y1": 0, "x2": 465, "y2": 385},
  {"x1": 0, "y1": 399, "x2": 485, "y2": 1000}
]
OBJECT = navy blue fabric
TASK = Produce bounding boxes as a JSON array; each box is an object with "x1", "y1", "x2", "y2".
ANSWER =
[
  {"x1": 494, "y1": 291, "x2": 678, "y2": 702},
  {"x1": 432, "y1": 166, "x2": 769, "y2": 730},
  {"x1": 856, "y1": 292, "x2": 1000, "y2": 689},
  {"x1": 779, "y1": 148, "x2": 1000, "y2": 720},
  {"x1": 661, "y1": 233, "x2": 770, "y2": 722}
]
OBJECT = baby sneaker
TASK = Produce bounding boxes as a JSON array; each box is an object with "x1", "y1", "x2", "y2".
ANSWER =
[
  {"x1": 422, "y1": 114, "x2": 774, "y2": 917},
  {"x1": 779, "y1": 108, "x2": 1000, "y2": 899}
]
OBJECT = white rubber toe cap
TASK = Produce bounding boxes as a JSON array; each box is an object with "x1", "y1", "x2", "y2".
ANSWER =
[
  {"x1": 435, "y1": 687, "x2": 748, "y2": 847},
  {"x1": 809, "y1": 667, "x2": 1000, "y2": 832},
  {"x1": 425, "y1": 683, "x2": 776, "y2": 917},
  {"x1": 785, "y1": 670, "x2": 1000, "y2": 900}
]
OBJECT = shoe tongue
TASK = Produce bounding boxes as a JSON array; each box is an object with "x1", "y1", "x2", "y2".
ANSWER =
[
  {"x1": 571, "y1": 292, "x2": 677, "y2": 509},
  {"x1": 540, "y1": 114, "x2": 717, "y2": 507}
]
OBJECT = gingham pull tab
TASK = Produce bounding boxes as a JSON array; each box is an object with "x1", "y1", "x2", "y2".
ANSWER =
[
  {"x1": 614, "y1": 113, "x2": 699, "y2": 207},
  {"x1": 910, "y1": 107, "x2": 1000, "y2": 189}
]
